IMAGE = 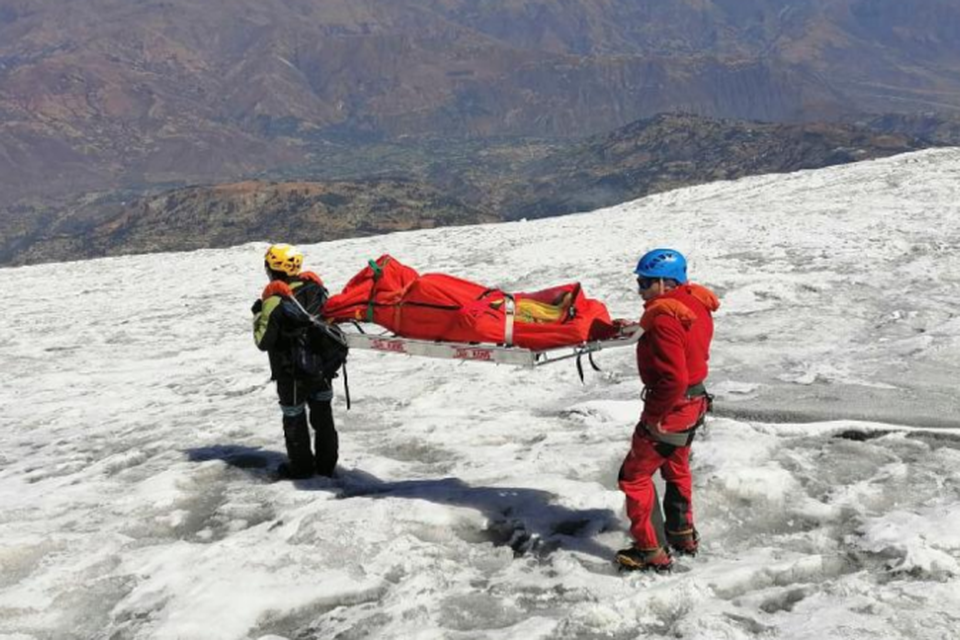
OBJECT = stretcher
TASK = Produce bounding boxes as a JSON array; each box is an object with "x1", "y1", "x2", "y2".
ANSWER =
[
  {"x1": 341, "y1": 321, "x2": 643, "y2": 377},
  {"x1": 323, "y1": 254, "x2": 643, "y2": 377}
]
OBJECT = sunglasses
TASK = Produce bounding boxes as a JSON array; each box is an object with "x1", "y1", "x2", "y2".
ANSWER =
[{"x1": 636, "y1": 277, "x2": 659, "y2": 290}]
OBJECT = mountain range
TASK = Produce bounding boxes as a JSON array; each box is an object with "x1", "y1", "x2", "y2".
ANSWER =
[
  {"x1": 3, "y1": 0, "x2": 960, "y2": 205},
  {"x1": 3, "y1": 0, "x2": 960, "y2": 265}
]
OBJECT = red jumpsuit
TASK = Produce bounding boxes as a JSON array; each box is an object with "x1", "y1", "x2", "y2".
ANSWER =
[{"x1": 618, "y1": 283, "x2": 719, "y2": 550}]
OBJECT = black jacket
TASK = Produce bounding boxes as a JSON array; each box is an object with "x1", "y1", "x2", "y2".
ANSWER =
[{"x1": 253, "y1": 277, "x2": 329, "y2": 380}]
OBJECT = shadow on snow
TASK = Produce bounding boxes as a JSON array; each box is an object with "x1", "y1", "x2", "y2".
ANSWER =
[{"x1": 185, "y1": 444, "x2": 621, "y2": 562}]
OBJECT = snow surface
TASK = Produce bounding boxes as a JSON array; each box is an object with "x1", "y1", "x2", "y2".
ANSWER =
[{"x1": 1, "y1": 149, "x2": 959, "y2": 639}]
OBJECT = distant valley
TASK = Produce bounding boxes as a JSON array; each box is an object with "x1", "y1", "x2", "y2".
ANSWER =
[{"x1": 3, "y1": 114, "x2": 927, "y2": 265}]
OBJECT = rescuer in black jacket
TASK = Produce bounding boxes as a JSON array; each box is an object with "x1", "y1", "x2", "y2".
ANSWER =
[{"x1": 252, "y1": 243, "x2": 338, "y2": 479}]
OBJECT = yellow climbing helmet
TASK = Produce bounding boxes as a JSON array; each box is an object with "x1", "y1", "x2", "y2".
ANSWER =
[{"x1": 264, "y1": 243, "x2": 303, "y2": 276}]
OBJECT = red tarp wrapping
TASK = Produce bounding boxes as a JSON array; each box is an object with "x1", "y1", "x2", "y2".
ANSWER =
[{"x1": 323, "y1": 255, "x2": 617, "y2": 350}]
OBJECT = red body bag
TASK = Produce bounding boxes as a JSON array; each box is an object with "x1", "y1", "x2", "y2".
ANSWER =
[{"x1": 323, "y1": 255, "x2": 616, "y2": 350}]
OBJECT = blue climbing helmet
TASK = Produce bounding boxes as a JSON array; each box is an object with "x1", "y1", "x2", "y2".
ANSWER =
[{"x1": 634, "y1": 248, "x2": 688, "y2": 284}]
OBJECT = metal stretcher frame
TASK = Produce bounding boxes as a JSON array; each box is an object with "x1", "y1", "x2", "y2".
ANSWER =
[{"x1": 342, "y1": 323, "x2": 643, "y2": 369}]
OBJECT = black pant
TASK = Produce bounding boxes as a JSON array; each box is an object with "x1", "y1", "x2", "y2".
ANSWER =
[{"x1": 276, "y1": 377, "x2": 338, "y2": 477}]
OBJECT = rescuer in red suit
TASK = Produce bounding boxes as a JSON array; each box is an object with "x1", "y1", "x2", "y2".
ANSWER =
[{"x1": 615, "y1": 248, "x2": 720, "y2": 572}]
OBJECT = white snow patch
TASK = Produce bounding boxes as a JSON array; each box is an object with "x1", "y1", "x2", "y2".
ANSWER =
[{"x1": 1, "y1": 150, "x2": 959, "y2": 638}]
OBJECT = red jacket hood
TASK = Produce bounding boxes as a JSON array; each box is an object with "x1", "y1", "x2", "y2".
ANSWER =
[{"x1": 640, "y1": 283, "x2": 719, "y2": 331}]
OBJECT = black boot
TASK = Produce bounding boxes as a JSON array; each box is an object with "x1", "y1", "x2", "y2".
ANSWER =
[
  {"x1": 666, "y1": 528, "x2": 699, "y2": 557},
  {"x1": 309, "y1": 400, "x2": 339, "y2": 477},
  {"x1": 281, "y1": 414, "x2": 314, "y2": 479}
]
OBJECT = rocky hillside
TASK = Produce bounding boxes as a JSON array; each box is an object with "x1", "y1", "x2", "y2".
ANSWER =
[
  {"x1": 7, "y1": 179, "x2": 494, "y2": 264},
  {"x1": 502, "y1": 114, "x2": 926, "y2": 218},
  {"x1": 2, "y1": 114, "x2": 928, "y2": 266},
  {"x1": 861, "y1": 113, "x2": 960, "y2": 146}
]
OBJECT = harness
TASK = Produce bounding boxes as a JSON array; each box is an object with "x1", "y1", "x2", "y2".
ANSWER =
[{"x1": 641, "y1": 382, "x2": 714, "y2": 447}]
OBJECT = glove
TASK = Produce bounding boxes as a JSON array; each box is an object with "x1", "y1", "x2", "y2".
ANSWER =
[
  {"x1": 251, "y1": 299, "x2": 263, "y2": 315},
  {"x1": 299, "y1": 271, "x2": 324, "y2": 286},
  {"x1": 261, "y1": 280, "x2": 293, "y2": 300}
]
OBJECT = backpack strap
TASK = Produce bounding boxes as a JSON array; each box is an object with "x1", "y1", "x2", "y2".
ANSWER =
[{"x1": 342, "y1": 361, "x2": 351, "y2": 410}]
